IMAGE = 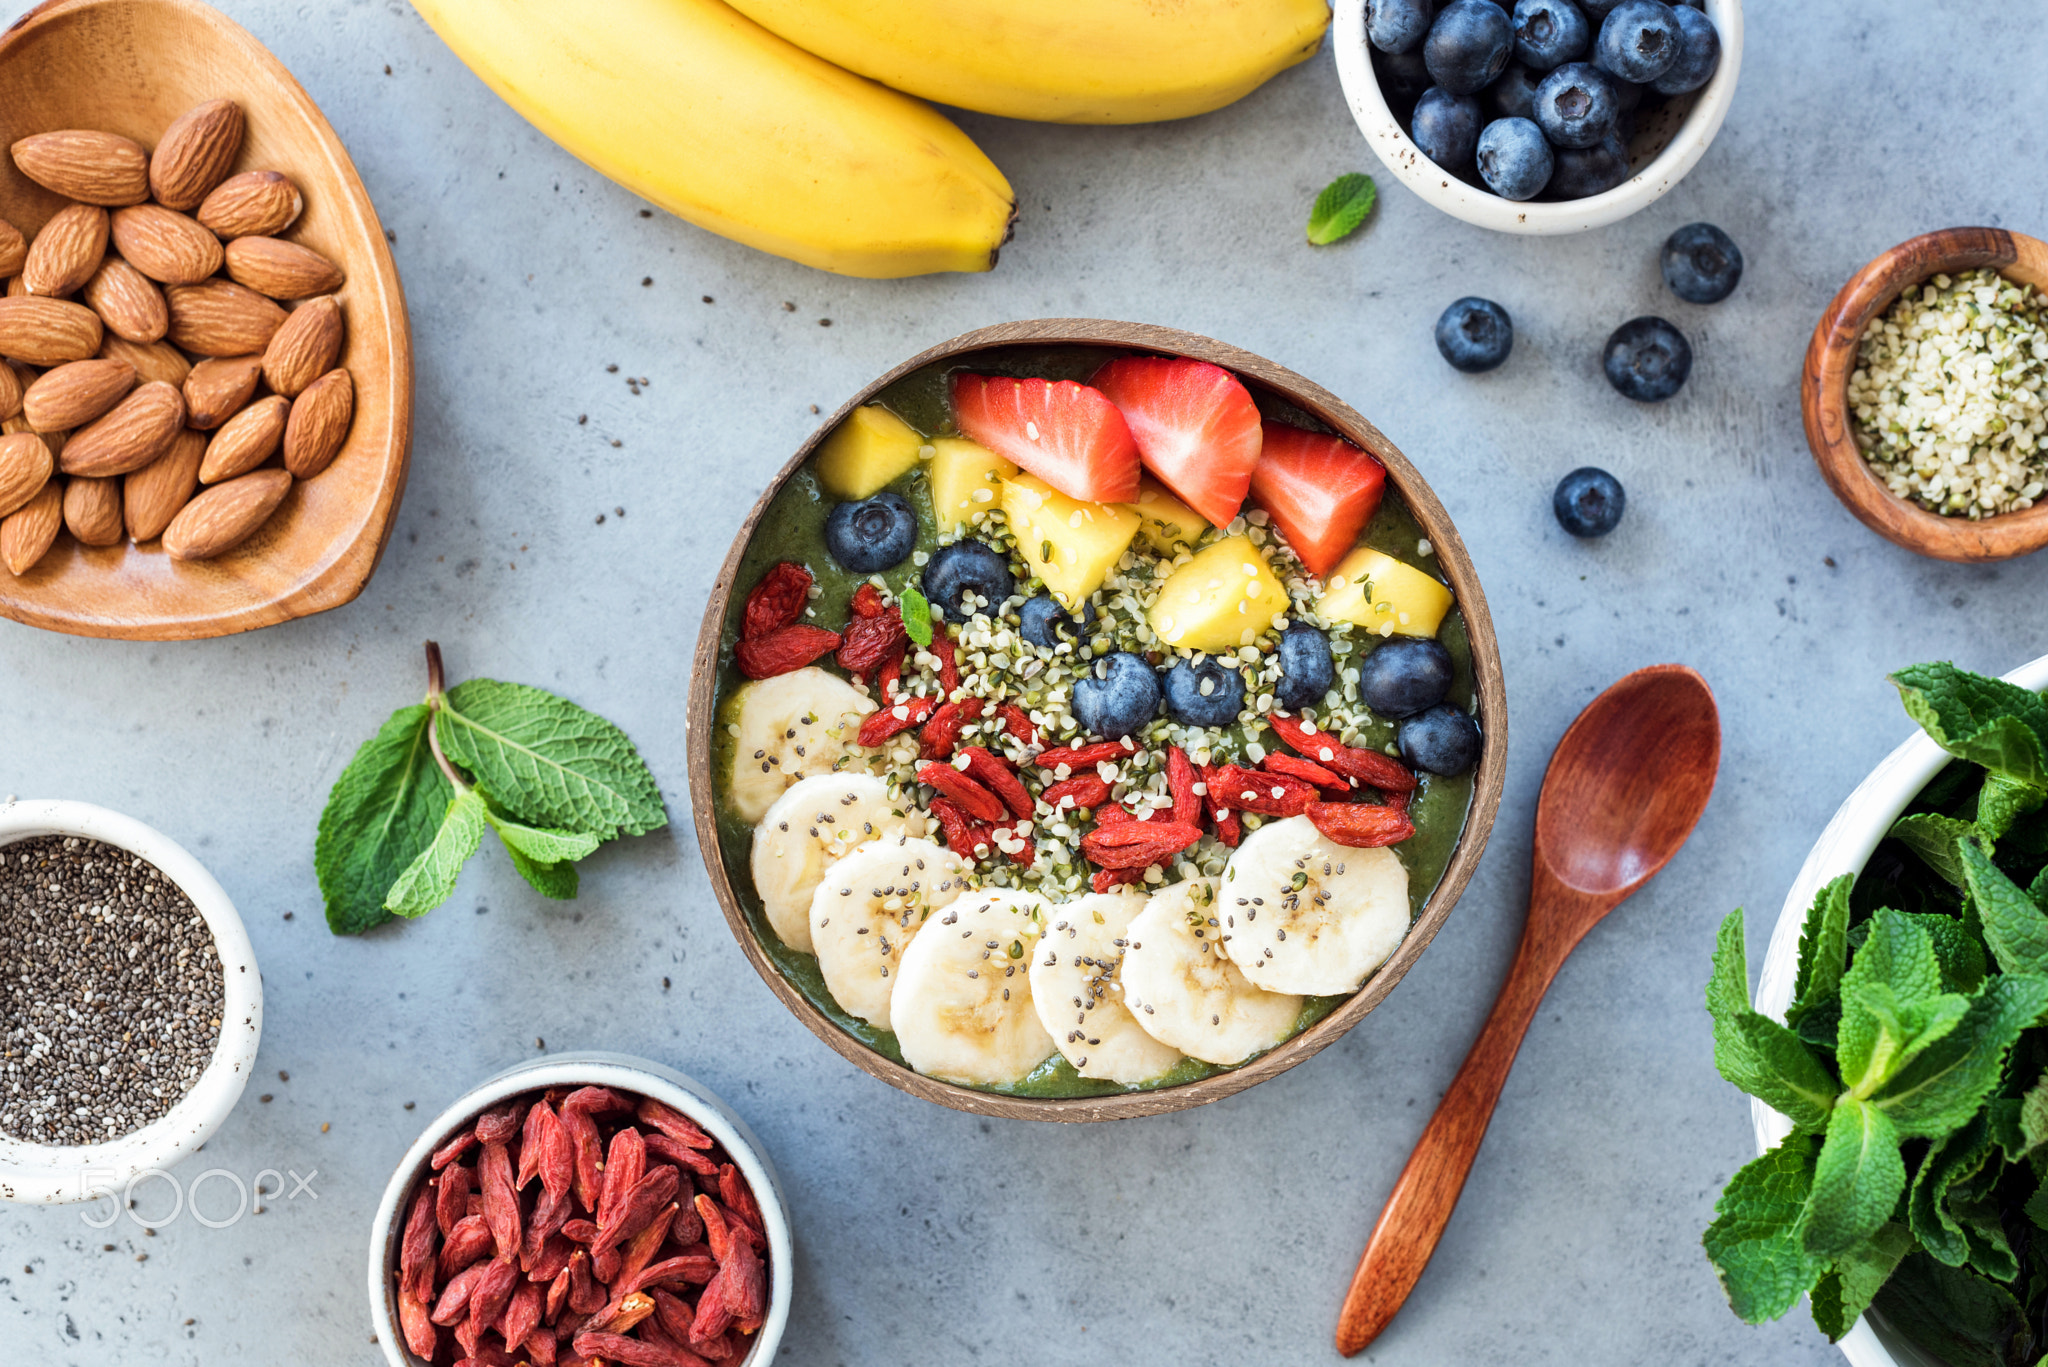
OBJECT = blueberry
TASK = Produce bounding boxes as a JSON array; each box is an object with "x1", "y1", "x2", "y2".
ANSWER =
[
  {"x1": 1357, "y1": 638, "x2": 1455, "y2": 717},
  {"x1": 921, "y1": 539, "x2": 1014, "y2": 621},
  {"x1": 823, "y1": 492, "x2": 917, "y2": 574},
  {"x1": 1476, "y1": 118, "x2": 1554, "y2": 200},
  {"x1": 1423, "y1": 0, "x2": 1514, "y2": 95},
  {"x1": 1553, "y1": 467, "x2": 1626, "y2": 536},
  {"x1": 1274, "y1": 625, "x2": 1337, "y2": 710},
  {"x1": 1374, "y1": 46, "x2": 1436, "y2": 107},
  {"x1": 1661, "y1": 222, "x2": 1742, "y2": 304},
  {"x1": 1593, "y1": 0, "x2": 1679, "y2": 83},
  {"x1": 1017, "y1": 592, "x2": 1095, "y2": 648},
  {"x1": 1399, "y1": 705, "x2": 1483, "y2": 776},
  {"x1": 1435, "y1": 297, "x2": 1514, "y2": 373},
  {"x1": 1650, "y1": 4, "x2": 1719, "y2": 93},
  {"x1": 1602, "y1": 316, "x2": 1692, "y2": 401},
  {"x1": 1546, "y1": 131, "x2": 1631, "y2": 198},
  {"x1": 1578, "y1": 0, "x2": 1627, "y2": 14},
  {"x1": 1411, "y1": 87, "x2": 1483, "y2": 170},
  {"x1": 1072, "y1": 652, "x2": 1162, "y2": 741},
  {"x1": 1163, "y1": 657, "x2": 1247, "y2": 728},
  {"x1": 1490, "y1": 61, "x2": 1542, "y2": 120},
  {"x1": 1510, "y1": 0, "x2": 1588, "y2": 69},
  {"x1": 1532, "y1": 63, "x2": 1618, "y2": 148},
  {"x1": 1365, "y1": 0, "x2": 1437, "y2": 54}
]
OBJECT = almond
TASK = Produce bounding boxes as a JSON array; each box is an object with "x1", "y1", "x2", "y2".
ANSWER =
[
  {"x1": 261, "y1": 295, "x2": 343, "y2": 397},
  {"x1": 225, "y1": 236, "x2": 346, "y2": 301},
  {"x1": 0, "y1": 217, "x2": 25, "y2": 278},
  {"x1": 59, "y1": 380, "x2": 185, "y2": 477},
  {"x1": 62, "y1": 474, "x2": 123, "y2": 547},
  {"x1": 23, "y1": 358, "x2": 135, "y2": 432},
  {"x1": 2, "y1": 411, "x2": 63, "y2": 464},
  {"x1": 109, "y1": 205, "x2": 223, "y2": 286},
  {"x1": 148, "y1": 99, "x2": 245, "y2": 211},
  {"x1": 22, "y1": 204, "x2": 110, "y2": 298},
  {"x1": 100, "y1": 334, "x2": 191, "y2": 389},
  {"x1": 1, "y1": 481, "x2": 62, "y2": 574},
  {"x1": 199, "y1": 394, "x2": 288, "y2": 483},
  {"x1": 164, "y1": 280, "x2": 285, "y2": 357},
  {"x1": 5, "y1": 275, "x2": 24, "y2": 298},
  {"x1": 196, "y1": 170, "x2": 303, "y2": 240},
  {"x1": 163, "y1": 467, "x2": 290, "y2": 561},
  {"x1": 0, "y1": 296, "x2": 103, "y2": 366},
  {"x1": 0, "y1": 430, "x2": 52, "y2": 517},
  {"x1": 124, "y1": 428, "x2": 205, "y2": 541},
  {"x1": 283, "y1": 368, "x2": 353, "y2": 479},
  {"x1": 0, "y1": 361, "x2": 22, "y2": 422},
  {"x1": 10, "y1": 131, "x2": 150, "y2": 207},
  {"x1": 83, "y1": 256, "x2": 168, "y2": 344},
  {"x1": 183, "y1": 354, "x2": 262, "y2": 429}
]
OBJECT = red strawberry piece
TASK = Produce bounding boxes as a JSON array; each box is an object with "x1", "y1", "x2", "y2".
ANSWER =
[
  {"x1": 856, "y1": 693, "x2": 936, "y2": 747},
  {"x1": 959, "y1": 746, "x2": 1032, "y2": 819},
  {"x1": 1247, "y1": 421, "x2": 1387, "y2": 579},
  {"x1": 741, "y1": 562, "x2": 812, "y2": 640},
  {"x1": 1166, "y1": 745, "x2": 1199, "y2": 826},
  {"x1": 1263, "y1": 751, "x2": 1350, "y2": 792},
  {"x1": 734, "y1": 624, "x2": 841, "y2": 680},
  {"x1": 1040, "y1": 772, "x2": 1112, "y2": 813},
  {"x1": 916, "y1": 761, "x2": 1007, "y2": 823},
  {"x1": 1306, "y1": 800, "x2": 1415, "y2": 848},
  {"x1": 949, "y1": 373, "x2": 1141, "y2": 503},
  {"x1": 1091, "y1": 356, "x2": 1263, "y2": 527},
  {"x1": 1033, "y1": 739, "x2": 1137, "y2": 771}
]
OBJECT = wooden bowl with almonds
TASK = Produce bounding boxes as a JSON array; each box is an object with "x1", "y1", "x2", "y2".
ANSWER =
[{"x1": 0, "y1": 0, "x2": 411, "y2": 639}]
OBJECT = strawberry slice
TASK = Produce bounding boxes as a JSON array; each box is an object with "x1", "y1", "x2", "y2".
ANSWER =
[
  {"x1": 1090, "y1": 357, "x2": 1262, "y2": 527},
  {"x1": 1247, "y1": 422, "x2": 1387, "y2": 579},
  {"x1": 949, "y1": 374, "x2": 1140, "y2": 504}
]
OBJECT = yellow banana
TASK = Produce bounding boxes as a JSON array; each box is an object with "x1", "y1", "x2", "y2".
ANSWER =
[
  {"x1": 408, "y1": 0, "x2": 1015, "y2": 277},
  {"x1": 721, "y1": 0, "x2": 1331, "y2": 125}
]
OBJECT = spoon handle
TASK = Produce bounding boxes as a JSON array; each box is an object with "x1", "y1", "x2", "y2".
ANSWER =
[{"x1": 1334, "y1": 928, "x2": 1565, "y2": 1355}]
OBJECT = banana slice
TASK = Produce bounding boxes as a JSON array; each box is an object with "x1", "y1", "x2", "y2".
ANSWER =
[
  {"x1": 809, "y1": 835, "x2": 971, "y2": 1032},
  {"x1": 723, "y1": 666, "x2": 876, "y2": 825},
  {"x1": 892, "y1": 888, "x2": 1056, "y2": 1086},
  {"x1": 1028, "y1": 892, "x2": 1184, "y2": 1084},
  {"x1": 1120, "y1": 878, "x2": 1303, "y2": 1066},
  {"x1": 1219, "y1": 815, "x2": 1410, "y2": 996},
  {"x1": 752, "y1": 774, "x2": 927, "y2": 954}
]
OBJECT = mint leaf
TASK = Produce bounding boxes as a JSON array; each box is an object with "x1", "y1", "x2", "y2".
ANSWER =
[
  {"x1": 1838, "y1": 981, "x2": 1969, "y2": 1100},
  {"x1": 1707, "y1": 910, "x2": 1839, "y2": 1129},
  {"x1": 502, "y1": 842, "x2": 579, "y2": 900},
  {"x1": 1849, "y1": 906, "x2": 1947, "y2": 1006},
  {"x1": 1307, "y1": 173, "x2": 1377, "y2": 246},
  {"x1": 1872, "y1": 1254, "x2": 2030, "y2": 1367},
  {"x1": 1976, "y1": 770, "x2": 2044, "y2": 840},
  {"x1": 1707, "y1": 907, "x2": 1756, "y2": 1023},
  {"x1": 438, "y1": 679, "x2": 667, "y2": 839},
  {"x1": 484, "y1": 803, "x2": 598, "y2": 901},
  {"x1": 900, "y1": 586, "x2": 933, "y2": 648},
  {"x1": 1909, "y1": 1113, "x2": 1993, "y2": 1266},
  {"x1": 1811, "y1": 1223, "x2": 1915, "y2": 1342},
  {"x1": 315, "y1": 704, "x2": 455, "y2": 934},
  {"x1": 1893, "y1": 663, "x2": 2048, "y2": 793},
  {"x1": 2020, "y1": 1068, "x2": 2048, "y2": 1155},
  {"x1": 1702, "y1": 1133, "x2": 1828, "y2": 1324},
  {"x1": 1790, "y1": 875, "x2": 1853, "y2": 1026},
  {"x1": 385, "y1": 789, "x2": 489, "y2": 918},
  {"x1": 1953, "y1": 1186, "x2": 2017, "y2": 1282},
  {"x1": 1959, "y1": 838, "x2": 2048, "y2": 976},
  {"x1": 1889, "y1": 813, "x2": 1978, "y2": 887},
  {"x1": 1875, "y1": 974, "x2": 2048, "y2": 1139},
  {"x1": 1908, "y1": 912, "x2": 1988, "y2": 994},
  {"x1": 1799, "y1": 1098, "x2": 1906, "y2": 1258}
]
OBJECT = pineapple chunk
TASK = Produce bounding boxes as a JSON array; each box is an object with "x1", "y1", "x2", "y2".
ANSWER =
[
  {"x1": 1148, "y1": 535, "x2": 1291, "y2": 653},
  {"x1": 1317, "y1": 547, "x2": 1453, "y2": 638},
  {"x1": 928, "y1": 437, "x2": 1017, "y2": 534},
  {"x1": 815, "y1": 404, "x2": 925, "y2": 499},
  {"x1": 1000, "y1": 474, "x2": 1140, "y2": 611},
  {"x1": 1127, "y1": 476, "x2": 1209, "y2": 556}
]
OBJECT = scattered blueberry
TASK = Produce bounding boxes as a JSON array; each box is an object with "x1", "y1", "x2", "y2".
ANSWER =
[
  {"x1": 1651, "y1": 3, "x2": 1720, "y2": 93},
  {"x1": 1399, "y1": 705, "x2": 1483, "y2": 776},
  {"x1": 1374, "y1": 46, "x2": 1436, "y2": 106},
  {"x1": 1424, "y1": 0, "x2": 1514, "y2": 95},
  {"x1": 1603, "y1": 316, "x2": 1692, "y2": 401},
  {"x1": 1532, "y1": 63, "x2": 1618, "y2": 148},
  {"x1": 1490, "y1": 61, "x2": 1543, "y2": 120},
  {"x1": 1476, "y1": 117, "x2": 1554, "y2": 199},
  {"x1": 1163, "y1": 657, "x2": 1247, "y2": 728},
  {"x1": 823, "y1": 492, "x2": 917, "y2": 573},
  {"x1": 1511, "y1": 0, "x2": 1588, "y2": 69},
  {"x1": 1435, "y1": 297, "x2": 1514, "y2": 373},
  {"x1": 1274, "y1": 625, "x2": 1337, "y2": 710},
  {"x1": 1546, "y1": 131, "x2": 1630, "y2": 197},
  {"x1": 1661, "y1": 222, "x2": 1742, "y2": 304},
  {"x1": 1365, "y1": 0, "x2": 1437, "y2": 54},
  {"x1": 1072, "y1": 652, "x2": 1162, "y2": 741},
  {"x1": 1357, "y1": 638, "x2": 1455, "y2": 717},
  {"x1": 1553, "y1": 467, "x2": 1626, "y2": 537},
  {"x1": 1578, "y1": 0, "x2": 1628, "y2": 14},
  {"x1": 1017, "y1": 592, "x2": 1096, "y2": 648},
  {"x1": 1411, "y1": 88, "x2": 1484, "y2": 169},
  {"x1": 1593, "y1": 0, "x2": 1680, "y2": 83},
  {"x1": 921, "y1": 539, "x2": 1014, "y2": 621}
]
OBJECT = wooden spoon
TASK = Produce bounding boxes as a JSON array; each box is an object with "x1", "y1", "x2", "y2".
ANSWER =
[{"x1": 1335, "y1": 664, "x2": 1721, "y2": 1355}]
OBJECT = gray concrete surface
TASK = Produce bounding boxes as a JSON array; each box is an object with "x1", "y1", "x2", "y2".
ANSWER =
[{"x1": 2, "y1": 1, "x2": 2038, "y2": 1362}]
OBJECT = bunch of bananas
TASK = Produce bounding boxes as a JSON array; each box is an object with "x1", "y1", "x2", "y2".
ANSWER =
[{"x1": 408, "y1": 0, "x2": 1329, "y2": 278}]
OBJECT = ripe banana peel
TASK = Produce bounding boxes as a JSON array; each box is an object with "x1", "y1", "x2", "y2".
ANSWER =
[
  {"x1": 721, "y1": 0, "x2": 1332, "y2": 124},
  {"x1": 408, "y1": 0, "x2": 1015, "y2": 277}
]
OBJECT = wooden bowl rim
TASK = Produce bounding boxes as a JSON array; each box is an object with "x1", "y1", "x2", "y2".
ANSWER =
[
  {"x1": 0, "y1": 0, "x2": 413, "y2": 639},
  {"x1": 1801, "y1": 225, "x2": 2048, "y2": 563},
  {"x1": 686, "y1": 318, "x2": 1509, "y2": 1123}
]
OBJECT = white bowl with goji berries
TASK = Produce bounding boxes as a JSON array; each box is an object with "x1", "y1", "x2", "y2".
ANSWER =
[
  {"x1": 368, "y1": 1052, "x2": 790, "y2": 1367},
  {"x1": 690, "y1": 322, "x2": 1506, "y2": 1121}
]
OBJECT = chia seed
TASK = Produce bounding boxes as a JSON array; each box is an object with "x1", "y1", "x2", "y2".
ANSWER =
[{"x1": 0, "y1": 836, "x2": 224, "y2": 1147}]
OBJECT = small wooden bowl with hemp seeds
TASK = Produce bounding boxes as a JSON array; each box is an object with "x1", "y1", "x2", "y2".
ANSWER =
[
  {"x1": 0, "y1": 798, "x2": 260, "y2": 1205},
  {"x1": 1803, "y1": 226, "x2": 2048, "y2": 562}
]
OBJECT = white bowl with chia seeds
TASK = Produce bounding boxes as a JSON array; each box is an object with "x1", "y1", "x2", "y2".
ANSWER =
[{"x1": 0, "y1": 798, "x2": 262, "y2": 1205}]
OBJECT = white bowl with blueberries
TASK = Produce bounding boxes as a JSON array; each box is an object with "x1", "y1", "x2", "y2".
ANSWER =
[{"x1": 1335, "y1": 0, "x2": 1743, "y2": 233}]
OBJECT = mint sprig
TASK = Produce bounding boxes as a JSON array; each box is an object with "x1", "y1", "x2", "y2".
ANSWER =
[{"x1": 1307, "y1": 173, "x2": 1377, "y2": 246}]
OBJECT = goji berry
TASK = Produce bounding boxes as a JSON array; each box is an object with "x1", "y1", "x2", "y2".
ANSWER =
[
  {"x1": 1263, "y1": 752, "x2": 1350, "y2": 792},
  {"x1": 1337, "y1": 746, "x2": 1418, "y2": 794},
  {"x1": 997, "y1": 703, "x2": 1038, "y2": 747},
  {"x1": 993, "y1": 823, "x2": 1036, "y2": 867},
  {"x1": 927, "y1": 797, "x2": 992, "y2": 859},
  {"x1": 918, "y1": 697, "x2": 984, "y2": 760},
  {"x1": 1094, "y1": 802, "x2": 1139, "y2": 825},
  {"x1": 1269, "y1": 713, "x2": 1418, "y2": 792},
  {"x1": 735, "y1": 625, "x2": 841, "y2": 679},
  {"x1": 1040, "y1": 773, "x2": 1112, "y2": 812},
  {"x1": 876, "y1": 654, "x2": 903, "y2": 704},
  {"x1": 856, "y1": 694, "x2": 936, "y2": 747},
  {"x1": 928, "y1": 629, "x2": 961, "y2": 694},
  {"x1": 1033, "y1": 740, "x2": 1138, "y2": 771},
  {"x1": 1092, "y1": 868, "x2": 1146, "y2": 893},
  {"x1": 837, "y1": 609, "x2": 906, "y2": 676},
  {"x1": 1306, "y1": 801, "x2": 1415, "y2": 848},
  {"x1": 959, "y1": 746, "x2": 1033, "y2": 819},
  {"x1": 1205, "y1": 763, "x2": 1316, "y2": 817},
  {"x1": 1166, "y1": 746, "x2": 1199, "y2": 826},
  {"x1": 1211, "y1": 807, "x2": 1242, "y2": 846},
  {"x1": 849, "y1": 583, "x2": 886, "y2": 618},
  {"x1": 740, "y1": 562, "x2": 812, "y2": 640},
  {"x1": 1081, "y1": 820, "x2": 1201, "y2": 870},
  {"x1": 916, "y1": 761, "x2": 1007, "y2": 822},
  {"x1": 1388, "y1": 786, "x2": 1412, "y2": 815}
]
